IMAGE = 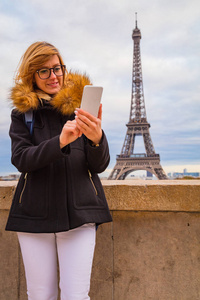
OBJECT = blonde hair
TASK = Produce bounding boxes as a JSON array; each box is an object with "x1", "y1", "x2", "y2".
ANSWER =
[{"x1": 15, "y1": 41, "x2": 66, "y2": 90}]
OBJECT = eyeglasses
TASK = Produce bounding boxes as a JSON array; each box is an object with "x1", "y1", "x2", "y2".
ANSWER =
[{"x1": 36, "y1": 65, "x2": 66, "y2": 79}]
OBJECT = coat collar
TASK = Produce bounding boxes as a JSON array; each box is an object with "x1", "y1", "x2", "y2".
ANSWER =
[{"x1": 10, "y1": 72, "x2": 91, "y2": 115}]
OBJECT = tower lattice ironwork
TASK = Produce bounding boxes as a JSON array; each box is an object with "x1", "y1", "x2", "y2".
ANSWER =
[{"x1": 108, "y1": 16, "x2": 167, "y2": 180}]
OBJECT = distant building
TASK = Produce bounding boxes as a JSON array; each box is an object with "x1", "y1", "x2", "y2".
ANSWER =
[
  {"x1": 183, "y1": 168, "x2": 187, "y2": 174},
  {"x1": 167, "y1": 170, "x2": 200, "y2": 179},
  {"x1": 0, "y1": 174, "x2": 20, "y2": 181}
]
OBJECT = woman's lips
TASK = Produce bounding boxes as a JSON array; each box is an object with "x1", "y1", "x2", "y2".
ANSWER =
[{"x1": 47, "y1": 82, "x2": 58, "y2": 88}]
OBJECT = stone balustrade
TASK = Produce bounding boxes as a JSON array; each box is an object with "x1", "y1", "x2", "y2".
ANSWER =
[{"x1": 0, "y1": 180, "x2": 200, "y2": 300}]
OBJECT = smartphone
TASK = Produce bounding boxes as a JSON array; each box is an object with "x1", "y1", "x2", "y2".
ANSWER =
[{"x1": 80, "y1": 85, "x2": 103, "y2": 117}]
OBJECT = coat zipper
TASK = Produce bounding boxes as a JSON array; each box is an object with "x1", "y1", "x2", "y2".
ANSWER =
[
  {"x1": 88, "y1": 170, "x2": 98, "y2": 195},
  {"x1": 19, "y1": 173, "x2": 28, "y2": 204}
]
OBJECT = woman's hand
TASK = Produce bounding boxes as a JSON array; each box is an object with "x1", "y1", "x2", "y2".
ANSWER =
[
  {"x1": 59, "y1": 120, "x2": 82, "y2": 149},
  {"x1": 75, "y1": 104, "x2": 103, "y2": 145}
]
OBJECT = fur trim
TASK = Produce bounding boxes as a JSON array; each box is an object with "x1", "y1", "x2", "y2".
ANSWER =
[
  {"x1": 10, "y1": 72, "x2": 92, "y2": 115},
  {"x1": 52, "y1": 72, "x2": 91, "y2": 115},
  {"x1": 10, "y1": 84, "x2": 39, "y2": 113}
]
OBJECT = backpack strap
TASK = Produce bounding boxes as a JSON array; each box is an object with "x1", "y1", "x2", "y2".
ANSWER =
[{"x1": 24, "y1": 110, "x2": 34, "y2": 135}]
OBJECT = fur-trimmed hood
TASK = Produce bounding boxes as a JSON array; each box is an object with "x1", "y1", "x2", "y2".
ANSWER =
[{"x1": 10, "y1": 72, "x2": 91, "y2": 115}]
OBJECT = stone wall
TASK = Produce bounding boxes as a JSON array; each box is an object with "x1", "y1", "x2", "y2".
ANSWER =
[{"x1": 0, "y1": 180, "x2": 200, "y2": 300}]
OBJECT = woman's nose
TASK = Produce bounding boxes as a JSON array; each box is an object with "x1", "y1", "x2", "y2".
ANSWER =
[{"x1": 49, "y1": 69, "x2": 57, "y2": 79}]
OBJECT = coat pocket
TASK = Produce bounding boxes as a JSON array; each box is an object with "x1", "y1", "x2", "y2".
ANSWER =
[
  {"x1": 71, "y1": 168, "x2": 106, "y2": 209},
  {"x1": 68, "y1": 144, "x2": 107, "y2": 210},
  {"x1": 10, "y1": 169, "x2": 48, "y2": 219},
  {"x1": 19, "y1": 173, "x2": 28, "y2": 204},
  {"x1": 88, "y1": 169, "x2": 98, "y2": 195}
]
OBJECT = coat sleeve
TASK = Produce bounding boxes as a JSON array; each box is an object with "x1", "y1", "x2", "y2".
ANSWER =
[
  {"x1": 84, "y1": 130, "x2": 110, "y2": 174},
  {"x1": 9, "y1": 110, "x2": 70, "y2": 173}
]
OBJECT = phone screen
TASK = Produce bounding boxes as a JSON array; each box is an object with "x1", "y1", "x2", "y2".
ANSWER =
[{"x1": 80, "y1": 86, "x2": 103, "y2": 117}]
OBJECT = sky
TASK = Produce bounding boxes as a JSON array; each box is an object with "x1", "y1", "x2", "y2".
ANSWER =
[{"x1": 0, "y1": 0, "x2": 200, "y2": 177}]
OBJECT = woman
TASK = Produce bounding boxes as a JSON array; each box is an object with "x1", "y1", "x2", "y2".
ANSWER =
[{"x1": 6, "y1": 41, "x2": 112, "y2": 300}]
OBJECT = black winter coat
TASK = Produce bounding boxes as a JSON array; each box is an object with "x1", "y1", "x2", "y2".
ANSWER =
[{"x1": 6, "y1": 73, "x2": 112, "y2": 233}]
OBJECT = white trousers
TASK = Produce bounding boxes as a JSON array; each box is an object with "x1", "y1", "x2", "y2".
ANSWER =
[{"x1": 17, "y1": 223, "x2": 96, "y2": 300}]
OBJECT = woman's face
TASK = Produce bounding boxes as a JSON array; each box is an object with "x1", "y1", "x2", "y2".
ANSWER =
[{"x1": 34, "y1": 55, "x2": 64, "y2": 95}]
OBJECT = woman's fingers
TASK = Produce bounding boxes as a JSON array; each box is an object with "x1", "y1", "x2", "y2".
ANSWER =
[
  {"x1": 75, "y1": 109, "x2": 102, "y2": 144},
  {"x1": 60, "y1": 120, "x2": 82, "y2": 148}
]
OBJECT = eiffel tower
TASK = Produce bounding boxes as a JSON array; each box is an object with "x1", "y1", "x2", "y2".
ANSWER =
[{"x1": 108, "y1": 15, "x2": 167, "y2": 180}]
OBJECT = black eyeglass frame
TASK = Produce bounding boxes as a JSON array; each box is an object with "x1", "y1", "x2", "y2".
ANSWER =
[{"x1": 36, "y1": 65, "x2": 66, "y2": 80}]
